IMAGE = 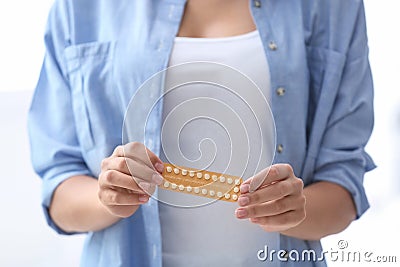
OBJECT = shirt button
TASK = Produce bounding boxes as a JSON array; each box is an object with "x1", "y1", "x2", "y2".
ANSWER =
[
  {"x1": 277, "y1": 144, "x2": 284, "y2": 154},
  {"x1": 268, "y1": 41, "x2": 278, "y2": 51},
  {"x1": 254, "y1": 0, "x2": 261, "y2": 8},
  {"x1": 276, "y1": 87, "x2": 286, "y2": 96}
]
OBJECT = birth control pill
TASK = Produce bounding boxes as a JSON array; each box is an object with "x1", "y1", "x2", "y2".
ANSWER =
[{"x1": 161, "y1": 163, "x2": 243, "y2": 203}]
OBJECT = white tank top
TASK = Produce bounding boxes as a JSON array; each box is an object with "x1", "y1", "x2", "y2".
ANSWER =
[{"x1": 159, "y1": 31, "x2": 279, "y2": 267}]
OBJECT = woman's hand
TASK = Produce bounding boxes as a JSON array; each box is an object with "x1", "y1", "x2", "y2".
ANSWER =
[
  {"x1": 235, "y1": 164, "x2": 306, "y2": 233},
  {"x1": 98, "y1": 142, "x2": 164, "y2": 218}
]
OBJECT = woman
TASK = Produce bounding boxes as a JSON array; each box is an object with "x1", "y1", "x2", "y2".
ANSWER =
[{"x1": 28, "y1": 0, "x2": 375, "y2": 266}]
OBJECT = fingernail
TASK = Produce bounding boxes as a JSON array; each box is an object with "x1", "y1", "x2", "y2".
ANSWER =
[
  {"x1": 155, "y1": 162, "x2": 164, "y2": 173},
  {"x1": 152, "y1": 173, "x2": 164, "y2": 185},
  {"x1": 139, "y1": 195, "x2": 149, "y2": 203},
  {"x1": 238, "y1": 196, "x2": 250, "y2": 206},
  {"x1": 240, "y1": 184, "x2": 250, "y2": 193},
  {"x1": 139, "y1": 182, "x2": 150, "y2": 192},
  {"x1": 235, "y1": 208, "x2": 248, "y2": 219}
]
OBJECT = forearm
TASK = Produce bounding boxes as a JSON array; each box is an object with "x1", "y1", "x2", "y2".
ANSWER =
[
  {"x1": 280, "y1": 181, "x2": 356, "y2": 241},
  {"x1": 49, "y1": 175, "x2": 125, "y2": 233}
]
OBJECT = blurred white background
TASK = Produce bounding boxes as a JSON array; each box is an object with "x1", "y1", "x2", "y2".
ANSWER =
[{"x1": 0, "y1": 0, "x2": 399, "y2": 266}]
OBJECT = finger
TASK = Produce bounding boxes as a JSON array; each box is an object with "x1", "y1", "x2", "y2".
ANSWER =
[
  {"x1": 102, "y1": 157, "x2": 164, "y2": 185},
  {"x1": 235, "y1": 194, "x2": 300, "y2": 219},
  {"x1": 101, "y1": 156, "x2": 131, "y2": 174},
  {"x1": 113, "y1": 182, "x2": 156, "y2": 198},
  {"x1": 112, "y1": 145, "x2": 125, "y2": 157},
  {"x1": 99, "y1": 170, "x2": 158, "y2": 194},
  {"x1": 238, "y1": 179, "x2": 294, "y2": 206},
  {"x1": 248, "y1": 210, "x2": 305, "y2": 231},
  {"x1": 127, "y1": 159, "x2": 164, "y2": 185},
  {"x1": 99, "y1": 188, "x2": 150, "y2": 206},
  {"x1": 113, "y1": 143, "x2": 164, "y2": 173},
  {"x1": 244, "y1": 164, "x2": 294, "y2": 193}
]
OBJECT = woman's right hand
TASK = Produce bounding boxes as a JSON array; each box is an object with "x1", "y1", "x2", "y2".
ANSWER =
[{"x1": 98, "y1": 142, "x2": 164, "y2": 218}]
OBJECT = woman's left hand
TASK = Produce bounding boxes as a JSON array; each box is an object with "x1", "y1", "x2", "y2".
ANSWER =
[{"x1": 235, "y1": 164, "x2": 306, "y2": 232}]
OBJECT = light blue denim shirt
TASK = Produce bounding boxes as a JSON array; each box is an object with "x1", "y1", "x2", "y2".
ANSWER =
[{"x1": 28, "y1": 0, "x2": 375, "y2": 266}]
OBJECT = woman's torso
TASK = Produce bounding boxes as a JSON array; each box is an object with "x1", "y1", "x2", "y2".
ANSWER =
[{"x1": 49, "y1": 0, "x2": 366, "y2": 266}]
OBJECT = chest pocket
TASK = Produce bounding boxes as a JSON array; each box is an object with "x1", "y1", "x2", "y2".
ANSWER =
[{"x1": 64, "y1": 41, "x2": 122, "y2": 151}]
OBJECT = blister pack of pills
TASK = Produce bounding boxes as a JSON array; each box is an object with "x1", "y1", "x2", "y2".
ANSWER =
[{"x1": 160, "y1": 163, "x2": 243, "y2": 202}]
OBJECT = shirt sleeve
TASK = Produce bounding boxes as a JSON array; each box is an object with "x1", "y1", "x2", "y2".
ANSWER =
[
  {"x1": 28, "y1": 1, "x2": 92, "y2": 234},
  {"x1": 313, "y1": 1, "x2": 375, "y2": 218}
]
